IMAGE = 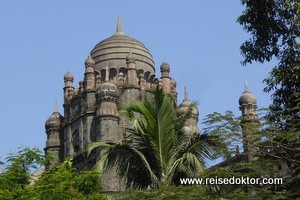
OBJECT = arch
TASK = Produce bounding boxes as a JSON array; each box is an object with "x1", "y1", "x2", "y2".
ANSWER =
[
  {"x1": 110, "y1": 67, "x2": 117, "y2": 83},
  {"x1": 100, "y1": 68, "x2": 106, "y2": 83},
  {"x1": 150, "y1": 73, "x2": 156, "y2": 82},
  {"x1": 119, "y1": 67, "x2": 127, "y2": 76},
  {"x1": 144, "y1": 71, "x2": 151, "y2": 81}
]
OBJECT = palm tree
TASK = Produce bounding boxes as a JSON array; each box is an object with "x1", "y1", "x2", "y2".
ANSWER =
[{"x1": 87, "y1": 87, "x2": 220, "y2": 189}]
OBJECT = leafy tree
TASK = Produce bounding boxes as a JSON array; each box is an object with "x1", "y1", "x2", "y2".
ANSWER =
[
  {"x1": 28, "y1": 158, "x2": 106, "y2": 200},
  {"x1": 0, "y1": 147, "x2": 46, "y2": 199},
  {"x1": 0, "y1": 148, "x2": 106, "y2": 200},
  {"x1": 202, "y1": 109, "x2": 300, "y2": 199},
  {"x1": 237, "y1": 0, "x2": 300, "y2": 126},
  {"x1": 238, "y1": 2, "x2": 300, "y2": 198},
  {"x1": 87, "y1": 87, "x2": 224, "y2": 189}
]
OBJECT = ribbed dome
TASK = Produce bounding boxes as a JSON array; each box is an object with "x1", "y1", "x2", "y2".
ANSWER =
[
  {"x1": 160, "y1": 61, "x2": 170, "y2": 72},
  {"x1": 45, "y1": 111, "x2": 63, "y2": 130},
  {"x1": 97, "y1": 82, "x2": 119, "y2": 98},
  {"x1": 64, "y1": 71, "x2": 74, "y2": 82},
  {"x1": 96, "y1": 67, "x2": 119, "y2": 98},
  {"x1": 45, "y1": 100, "x2": 63, "y2": 130},
  {"x1": 90, "y1": 16, "x2": 155, "y2": 73},
  {"x1": 239, "y1": 85, "x2": 257, "y2": 105}
]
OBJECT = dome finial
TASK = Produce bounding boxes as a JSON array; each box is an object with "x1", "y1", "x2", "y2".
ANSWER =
[
  {"x1": 244, "y1": 82, "x2": 249, "y2": 93},
  {"x1": 105, "y1": 66, "x2": 109, "y2": 82},
  {"x1": 116, "y1": 14, "x2": 124, "y2": 35},
  {"x1": 184, "y1": 86, "x2": 189, "y2": 100},
  {"x1": 54, "y1": 99, "x2": 58, "y2": 113}
]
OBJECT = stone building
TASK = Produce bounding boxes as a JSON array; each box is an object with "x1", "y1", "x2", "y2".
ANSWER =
[{"x1": 44, "y1": 16, "x2": 199, "y2": 191}]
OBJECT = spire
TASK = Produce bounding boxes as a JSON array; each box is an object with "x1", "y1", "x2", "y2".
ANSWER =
[
  {"x1": 116, "y1": 14, "x2": 124, "y2": 35},
  {"x1": 244, "y1": 82, "x2": 249, "y2": 93},
  {"x1": 184, "y1": 86, "x2": 189, "y2": 100},
  {"x1": 105, "y1": 66, "x2": 109, "y2": 82},
  {"x1": 54, "y1": 99, "x2": 58, "y2": 113}
]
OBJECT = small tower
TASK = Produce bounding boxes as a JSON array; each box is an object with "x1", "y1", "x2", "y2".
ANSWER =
[
  {"x1": 63, "y1": 71, "x2": 74, "y2": 103},
  {"x1": 45, "y1": 100, "x2": 64, "y2": 170},
  {"x1": 84, "y1": 54, "x2": 96, "y2": 91},
  {"x1": 95, "y1": 67, "x2": 122, "y2": 191},
  {"x1": 177, "y1": 87, "x2": 199, "y2": 136},
  {"x1": 239, "y1": 83, "x2": 259, "y2": 161},
  {"x1": 160, "y1": 61, "x2": 171, "y2": 94},
  {"x1": 126, "y1": 52, "x2": 138, "y2": 87},
  {"x1": 95, "y1": 66, "x2": 120, "y2": 142}
]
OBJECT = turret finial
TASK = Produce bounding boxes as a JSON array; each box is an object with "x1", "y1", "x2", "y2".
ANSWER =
[
  {"x1": 244, "y1": 82, "x2": 249, "y2": 93},
  {"x1": 105, "y1": 66, "x2": 109, "y2": 82},
  {"x1": 184, "y1": 86, "x2": 189, "y2": 100},
  {"x1": 54, "y1": 99, "x2": 58, "y2": 113},
  {"x1": 116, "y1": 14, "x2": 124, "y2": 35}
]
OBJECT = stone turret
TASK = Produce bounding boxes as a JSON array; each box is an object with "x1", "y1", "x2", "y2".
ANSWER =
[
  {"x1": 177, "y1": 87, "x2": 199, "y2": 136},
  {"x1": 84, "y1": 54, "x2": 96, "y2": 91},
  {"x1": 126, "y1": 52, "x2": 138, "y2": 87},
  {"x1": 95, "y1": 66, "x2": 120, "y2": 143},
  {"x1": 239, "y1": 83, "x2": 258, "y2": 121},
  {"x1": 239, "y1": 83, "x2": 259, "y2": 161},
  {"x1": 160, "y1": 61, "x2": 171, "y2": 94},
  {"x1": 63, "y1": 71, "x2": 74, "y2": 103},
  {"x1": 45, "y1": 100, "x2": 64, "y2": 170}
]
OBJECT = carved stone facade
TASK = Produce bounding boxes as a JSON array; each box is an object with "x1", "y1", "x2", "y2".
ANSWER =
[{"x1": 44, "y1": 16, "x2": 199, "y2": 191}]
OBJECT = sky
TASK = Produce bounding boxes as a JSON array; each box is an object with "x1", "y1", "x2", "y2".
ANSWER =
[{"x1": 0, "y1": 1, "x2": 273, "y2": 163}]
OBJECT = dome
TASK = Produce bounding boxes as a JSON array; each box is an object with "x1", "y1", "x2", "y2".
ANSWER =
[
  {"x1": 85, "y1": 54, "x2": 95, "y2": 66},
  {"x1": 90, "y1": 16, "x2": 155, "y2": 74},
  {"x1": 239, "y1": 85, "x2": 257, "y2": 105},
  {"x1": 45, "y1": 112, "x2": 62, "y2": 129},
  {"x1": 64, "y1": 71, "x2": 74, "y2": 82},
  {"x1": 160, "y1": 61, "x2": 170, "y2": 72},
  {"x1": 178, "y1": 98, "x2": 199, "y2": 116},
  {"x1": 97, "y1": 82, "x2": 119, "y2": 98},
  {"x1": 96, "y1": 67, "x2": 119, "y2": 98},
  {"x1": 177, "y1": 87, "x2": 199, "y2": 116}
]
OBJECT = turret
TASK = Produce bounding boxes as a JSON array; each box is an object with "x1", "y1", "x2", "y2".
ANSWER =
[
  {"x1": 95, "y1": 66, "x2": 120, "y2": 142},
  {"x1": 239, "y1": 83, "x2": 258, "y2": 122},
  {"x1": 84, "y1": 54, "x2": 96, "y2": 91},
  {"x1": 63, "y1": 71, "x2": 74, "y2": 103},
  {"x1": 160, "y1": 61, "x2": 171, "y2": 94},
  {"x1": 45, "y1": 100, "x2": 64, "y2": 170},
  {"x1": 177, "y1": 87, "x2": 199, "y2": 136},
  {"x1": 126, "y1": 52, "x2": 138, "y2": 87},
  {"x1": 170, "y1": 78, "x2": 178, "y2": 104},
  {"x1": 239, "y1": 83, "x2": 259, "y2": 161}
]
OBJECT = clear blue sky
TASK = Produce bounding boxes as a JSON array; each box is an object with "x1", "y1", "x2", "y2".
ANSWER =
[{"x1": 0, "y1": 1, "x2": 273, "y2": 162}]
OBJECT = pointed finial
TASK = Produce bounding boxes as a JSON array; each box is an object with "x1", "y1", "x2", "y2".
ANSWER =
[
  {"x1": 244, "y1": 82, "x2": 249, "y2": 93},
  {"x1": 116, "y1": 14, "x2": 124, "y2": 35},
  {"x1": 184, "y1": 86, "x2": 189, "y2": 100},
  {"x1": 54, "y1": 99, "x2": 58, "y2": 113},
  {"x1": 85, "y1": 54, "x2": 95, "y2": 66},
  {"x1": 105, "y1": 66, "x2": 109, "y2": 82}
]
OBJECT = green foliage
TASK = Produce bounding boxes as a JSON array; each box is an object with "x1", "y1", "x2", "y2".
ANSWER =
[
  {"x1": 0, "y1": 147, "x2": 45, "y2": 192},
  {"x1": 28, "y1": 158, "x2": 105, "y2": 200},
  {"x1": 203, "y1": 110, "x2": 300, "y2": 199},
  {"x1": 238, "y1": 0, "x2": 300, "y2": 125},
  {"x1": 115, "y1": 186, "x2": 215, "y2": 200},
  {"x1": 0, "y1": 148, "x2": 106, "y2": 200},
  {"x1": 87, "y1": 87, "x2": 224, "y2": 189}
]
